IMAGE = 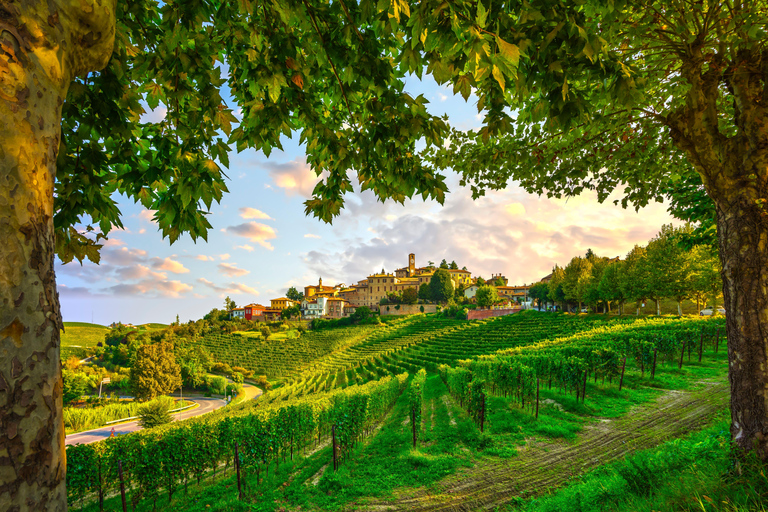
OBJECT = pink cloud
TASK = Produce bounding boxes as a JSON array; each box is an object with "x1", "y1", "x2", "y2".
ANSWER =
[
  {"x1": 218, "y1": 263, "x2": 250, "y2": 277},
  {"x1": 263, "y1": 158, "x2": 320, "y2": 198},
  {"x1": 238, "y1": 207, "x2": 272, "y2": 220},
  {"x1": 151, "y1": 257, "x2": 190, "y2": 274},
  {"x1": 225, "y1": 222, "x2": 277, "y2": 250}
]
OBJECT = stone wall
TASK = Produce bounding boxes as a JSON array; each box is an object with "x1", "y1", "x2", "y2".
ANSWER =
[{"x1": 380, "y1": 304, "x2": 438, "y2": 316}]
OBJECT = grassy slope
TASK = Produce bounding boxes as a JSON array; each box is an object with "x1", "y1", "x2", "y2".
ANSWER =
[
  {"x1": 60, "y1": 322, "x2": 109, "y2": 360},
  {"x1": 75, "y1": 336, "x2": 731, "y2": 512}
]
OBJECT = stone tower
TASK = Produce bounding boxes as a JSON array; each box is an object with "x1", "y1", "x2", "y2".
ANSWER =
[
  {"x1": 408, "y1": 253, "x2": 416, "y2": 276},
  {"x1": 319, "y1": 277, "x2": 323, "y2": 287}
]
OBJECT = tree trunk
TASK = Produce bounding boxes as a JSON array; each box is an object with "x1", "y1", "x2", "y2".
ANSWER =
[
  {"x1": 0, "y1": 3, "x2": 115, "y2": 510},
  {"x1": 655, "y1": 298, "x2": 660, "y2": 316},
  {"x1": 715, "y1": 184, "x2": 768, "y2": 460},
  {"x1": 677, "y1": 301, "x2": 682, "y2": 317}
]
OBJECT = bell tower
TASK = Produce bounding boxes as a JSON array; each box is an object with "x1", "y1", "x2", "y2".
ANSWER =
[
  {"x1": 408, "y1": 253, "x2": 416, "y2": 276},
  {"x1": 319, "y1": 277, "x2": 323, "y2": 287}
]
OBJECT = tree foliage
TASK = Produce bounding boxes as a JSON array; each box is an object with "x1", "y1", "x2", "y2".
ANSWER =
[
  {"x1": 130, "y1": 342, "x2": 182, "y2": 401},
  {"x1": 475, "y1": 285, "x2": 500, "y2": 308},
  {"x1": 430, "y1": 269, "x2": 455, "y2": 303},
  {"x1": 286, "y1": 287, "x2": 304, "y2": 302}
]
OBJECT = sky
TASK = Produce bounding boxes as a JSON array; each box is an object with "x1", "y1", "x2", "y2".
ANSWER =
[{"x1": 56, "y1": 75, "x2": 679, "y2": 325}]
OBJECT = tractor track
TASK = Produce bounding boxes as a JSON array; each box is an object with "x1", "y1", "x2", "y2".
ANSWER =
[{"x1": 360, "y1": 381, "x2": 729, "y2": 512}]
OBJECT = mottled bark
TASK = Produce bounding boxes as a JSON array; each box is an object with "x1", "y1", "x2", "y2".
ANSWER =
[
  {"x1": 667, "y1": 49, "x2": 768, "y2": 460},
  {"x1": 714, "y1": 163, "x2": 768, "y2": 459},
  {"x1": 0, "y1": 2, "x2": 115, "y2": 510}
]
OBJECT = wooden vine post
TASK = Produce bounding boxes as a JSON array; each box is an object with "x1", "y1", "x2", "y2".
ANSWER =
[
  {"x1": 118, "y1": 460, "x2": 127, "y2": 512},
  {"x1": 535, "y1": 379, "x2": 540, "y2": 420},
  {"x1": 698, "y1": 327, "x2": 704, "y2": 363},
  {"x1": 679, "y1": 340, "x2": 686, "y2": 369},
  {"x1": 619, "y1": 357, "x2": 627, "y2": 391},
  {"x1": 235, "y1": 442, "x2": 242, "y2": 500},
  {"x1": 651, "y1": 348, "x2": 658, "y2": 379},
  {"x1": 715, "y1": 327, "x2": 720, "y2": 354},
  {"x1": 582, "y1": 370, "x2": 588, "y2": 403},
  {"x1": 332, "y1": 425, "x2": 338, "y2": 471},
  {"x1": 479, "y1": 393, "x2": 486, "y2": 433}
]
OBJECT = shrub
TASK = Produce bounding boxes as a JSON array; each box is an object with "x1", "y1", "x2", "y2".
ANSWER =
[
  {"x1": 231, "y1": 366, "x2": 253, "y2": 378},
  {"x1": 212, "y1": 362, "x2": 232, "y2": 374},
  {"x1": 138, "y1": 397, "x2": 173, "y2": 429},
  {"x1": 253, "y1": 375, "x2": 272, "y2": 391},
  {"x1": 205, "y1": 375, "x2": 227, "y2": 395},
  {"x1": 232, "y1": 372, "x2": 244, "y2": 384}
]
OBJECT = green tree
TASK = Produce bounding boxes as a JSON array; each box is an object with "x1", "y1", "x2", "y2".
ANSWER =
[
  {"x1": 562, "y1": 257, "x2": 593, "y2": 312},
  {"x1": 622, "y1": 246, "x2": 651, "y2": 316},
  {"x1": 286, "y1": 287, "x2": 304, "y2": 302},
  {"x1": 690, "y1": 245, "x2": 723, "y2": 313},
  {"x1": 599, "y1": 261, "x2": 627, "y2": 316},
  {"x1": 449, "y1": 260, "x2": 458, "y2": 269},
  {"x1": 260, "y1": 325, "x2": 271, "y2": 341},
  {"x1": 475, "y1": 286, "x2": 500, "y2": 308},
  {"x1": 224, "y1": 296, "x2": 237, "y2": 312},
  {"x1": 527, "y1": 282, "x2": 550, "y2": 310},
  {"x1": 439, "y1": 259, "x2": 449, "y2": 269},
  {"x1": 547, "y1": 266, "x2": 567, "y2": 311},
  {"x1": 281, "y1": 305, "x2": 301, "y2": 320},
  {"x1": 429, "y1": 269, "x2": 455, "y2": 304},
  {"x1": 130, "y1": 342, "x2": 182, "y2": 401},
  {"x1": 493, "y1": 276, "x2": 506, "y2": 287},
  {"x1": 418, "y1": 283, "x2": 431, "y2": 302},
  {"x1": 475, "y1": 277, "x2": 486, "y2": 286},
  {"x1": 402, "y1": 287, "x2": 418, "y2": 305}
]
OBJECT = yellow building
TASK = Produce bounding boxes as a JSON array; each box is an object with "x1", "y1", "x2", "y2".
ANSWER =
[
  {"x1": 304, "y1": 277, "x2": 339, "y2": 298},
  {"x1": 270, "y1": 297, "x2": 298, "y2": 310}
]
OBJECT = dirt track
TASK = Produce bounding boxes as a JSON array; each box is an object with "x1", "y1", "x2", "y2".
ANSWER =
[{"x1": 363, "y1": 381, "x2": 729, "y2": 512}]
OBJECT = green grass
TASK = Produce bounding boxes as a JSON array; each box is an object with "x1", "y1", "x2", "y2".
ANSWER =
[
  {"x1": 60, "y1": 322, "x2": 110, "y2": 360},
  {"x1": 66, "y1": 316, "x2": 733, "y2": 512},
  {"x1": 504, "y1": 414, "x2": 768, "y2": 512}
]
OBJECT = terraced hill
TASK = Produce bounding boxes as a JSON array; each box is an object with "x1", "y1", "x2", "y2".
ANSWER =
[{"x1": 60, "y1": 322, "x2": 110, "y2": 360}]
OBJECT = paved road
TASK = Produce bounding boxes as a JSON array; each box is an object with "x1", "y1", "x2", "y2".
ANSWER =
[{"x1": 65, "y1": 381, "x2": 262, "y2": 446}]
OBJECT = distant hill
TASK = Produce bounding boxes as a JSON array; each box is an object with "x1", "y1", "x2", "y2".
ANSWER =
[{"x1": 60, "y1": 322, "x2": 109, "y2": 361}]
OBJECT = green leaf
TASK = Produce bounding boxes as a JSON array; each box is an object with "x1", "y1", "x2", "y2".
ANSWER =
[
  {"x1": 492, "y1": 64, "x2": 505, "y2": 92},
  {"x1": 476, "y1": 2, "x2": 488, "y2": 28},
  {"x1": 495, "y1": 35, "x2": 520, "y2": 68}
]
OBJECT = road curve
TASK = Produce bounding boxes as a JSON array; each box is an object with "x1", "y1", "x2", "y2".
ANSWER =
[{"x1": 66, "y1": 382, "x2": 262, "y2": 446}]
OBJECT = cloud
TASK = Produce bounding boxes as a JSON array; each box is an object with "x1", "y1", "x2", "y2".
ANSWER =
[
  {"x1": 304, "y1": 234, "x2": 321, "y2": 239},
  {"x1": 139, "y1": 229, "x2": 146, "y2": 234},
  {"x1": 198, "y1": 278, "x2": 259, "y2": 296},
  {"x1": 115, "y1": 265, "x2": 167, "y2": 281},
  {"x1": 235, "y1": 245, "x2": 255, "y2": 252},
  {"x1": 301, "y1": 183, "x2": 680, "y2": 287},
  {"x1": 225, "y1": 222, "x2": 277, "y2": 250},
  {"x1": 219, "y1": 254, "x2": 231, "y2": 261},
  {"x1": 102, "y1": 247, "x2": 148, "y2": 267},
  {"x1": 218, "y1": 263, "x2": 250, "y2": 277},
  {"x1": 263, "y1": 158, "x2": 320, "y2": 198},
  {"x1": 151, "y1": 257, "x2": 190, "y2": 274},
  {"x1": 239, "y1": 207, "x2": 272, "y2": 220},
  {"x1": 196, "y1": 255, "x2": 215, "y2": 261},
  {"x1": 138, "y1": 210, "x2": 157, "y2": 222},
  {"x1": 108, "y1": 279, "x2": 193, "y2": 298}
]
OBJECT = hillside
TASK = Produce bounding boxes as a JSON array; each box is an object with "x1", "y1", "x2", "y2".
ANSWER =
[
  {"x1": 60, "y1": 321, "x2": 168, "y2": 360},
  {"x1": 60, "y1": 322, "x2": 109, "y2": 360},
  {"x1": 65, "y1": 312, "x2": 738, "y2": 512}
]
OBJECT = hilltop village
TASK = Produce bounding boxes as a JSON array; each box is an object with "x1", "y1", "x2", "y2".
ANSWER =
[{"x1": 230, "y1": 253, "x2": 534, "y2": 321}]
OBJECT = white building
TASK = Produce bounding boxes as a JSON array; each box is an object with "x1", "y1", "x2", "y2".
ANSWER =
[{"x1": 301, "y1": 297, "x2": 328, "y2": 319}]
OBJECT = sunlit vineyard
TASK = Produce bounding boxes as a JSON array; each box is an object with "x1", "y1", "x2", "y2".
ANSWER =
[{"x1": 66, "y1": 312, "x2": 728, "y2": 511}]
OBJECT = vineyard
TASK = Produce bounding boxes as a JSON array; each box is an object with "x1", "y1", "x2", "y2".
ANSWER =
[{"x1": 66, "y1": 312, "x2": 729, "y2": 512}]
